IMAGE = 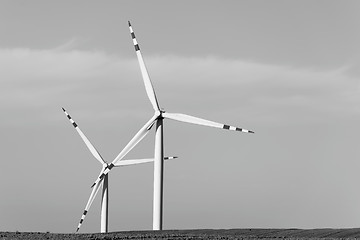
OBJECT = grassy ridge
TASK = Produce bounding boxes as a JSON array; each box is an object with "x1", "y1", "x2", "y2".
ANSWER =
[{"x1": 2, "y1": 229, "x2": 360, "y2": 240}]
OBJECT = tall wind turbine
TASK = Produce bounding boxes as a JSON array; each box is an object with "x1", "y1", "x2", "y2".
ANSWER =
[
  {"x1": 62, "y1": 108, "x2": 177, "y2": 232},
  {"x1": 90, "y1": 21, "x2": 254, "y2": 230}
]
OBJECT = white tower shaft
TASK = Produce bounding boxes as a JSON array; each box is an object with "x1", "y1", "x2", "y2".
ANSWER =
[
  {"x1": 153, "y1": 118, "x2": 164, "y2": 230},
  {"x1": 101, "y1": 174, "x2": 109, "y2": 233}
]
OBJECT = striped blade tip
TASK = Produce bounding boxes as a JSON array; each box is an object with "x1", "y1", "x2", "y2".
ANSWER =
[
  {"x1": 249, "y1": 130, "x2": 255, "y2": 134},
  {"x1": 76, "y1": 228, "x2": 79, "y2": 233},
  {"x1": 62, "y1": 107, "x2": 66, "y2": 112},
  {"x1": 128, "y1": 20, "x2": 131, "y2": 26},
  {"x1": 90, "y1": 182, "x2": 96, "y2": 188}
]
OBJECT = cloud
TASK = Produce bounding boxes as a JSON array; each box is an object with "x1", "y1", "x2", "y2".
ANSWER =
[{"x1": 0, "y1": 47, "x2": 358, "y2": 127}]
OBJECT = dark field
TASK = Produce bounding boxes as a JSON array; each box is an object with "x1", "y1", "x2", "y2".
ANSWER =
[{"x1": 2, "y1": 229, "x2": 360, "y2": 240}]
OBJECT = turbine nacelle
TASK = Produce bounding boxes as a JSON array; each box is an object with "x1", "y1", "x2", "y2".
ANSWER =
[{"x1": 158, "y1": 109, "x2": 166, "y2": 119}]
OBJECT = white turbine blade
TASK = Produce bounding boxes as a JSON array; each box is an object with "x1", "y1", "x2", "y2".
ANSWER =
[
  {"x1": 115, "y1": 158, "x2": 154, "y2": 167},
  {"x1": 114, "y1": 156, "x2": 178, "y2": 167},
  {"x1": 128, "y1": 21, "x2": 160, "y2": 111},
  {"x1": 163, "y1": 112, "x2": 254, "y2": 133},
  {"x1": 62, "y1": 108, "x2": 106, "y2": 165},
  {"x1": 76, "y1": 175, "x2": 103, "y2": 232},
  {"x1": 91, "y1": 113, "x2": 159, "y2": 188}
]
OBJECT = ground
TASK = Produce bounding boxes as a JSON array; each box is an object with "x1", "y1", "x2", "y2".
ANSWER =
[{"x1": 2, "y1": 229, "x2": 360, "y2": 240}]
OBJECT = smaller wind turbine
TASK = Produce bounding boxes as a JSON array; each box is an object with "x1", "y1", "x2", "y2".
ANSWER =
[{"x1": 62, "y1": 108, "x2": 177, "y2": 232}]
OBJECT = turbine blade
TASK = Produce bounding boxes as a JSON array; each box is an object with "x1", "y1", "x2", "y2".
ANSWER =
[
  {"x1": 128, "y1": 21, "x2": 160, "y2": 111},
  {"x1": 114, "y1": 156, "x2": 178, "y2": 167},
  {"x1": 62, "y1": 108, "x2": 106, "y2": 165},
  {"x1": 114, "y1": 158, "x2": 154, "y2": 167},
  {"x1": 76, "y1": 175, "x2": 103, "y2": 232},
  {"x1": 163, "y1": 112, "x2": 254, "y2": 133},
  {"x1": 91, "y1": 113, "x2": 159, "y2": 188}
]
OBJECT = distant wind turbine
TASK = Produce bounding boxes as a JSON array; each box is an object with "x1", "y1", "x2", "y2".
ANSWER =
[
  {"x1": 62, "y1": 108, "x2": 177, "y2": 233},
  {"x1": 90, "y1": 21, "x2": 254, "y2": 231}
]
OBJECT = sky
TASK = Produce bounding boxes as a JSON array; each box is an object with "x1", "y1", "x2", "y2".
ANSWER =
[{"x1": 1, "y1": 0, "x2": 360, "y2": 233}]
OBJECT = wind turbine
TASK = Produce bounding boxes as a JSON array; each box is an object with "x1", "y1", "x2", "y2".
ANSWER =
[
  {"x1": 90, "y1": 21, "x2": 254, "y2": 231},
  {"x1": 62, "y1": 108, "x2": 177, "y2": 232}
]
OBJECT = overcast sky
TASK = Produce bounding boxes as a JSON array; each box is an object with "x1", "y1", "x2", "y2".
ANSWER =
[{"x1": 1, "y1": 0, "x2": 360, "y2": 234}]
